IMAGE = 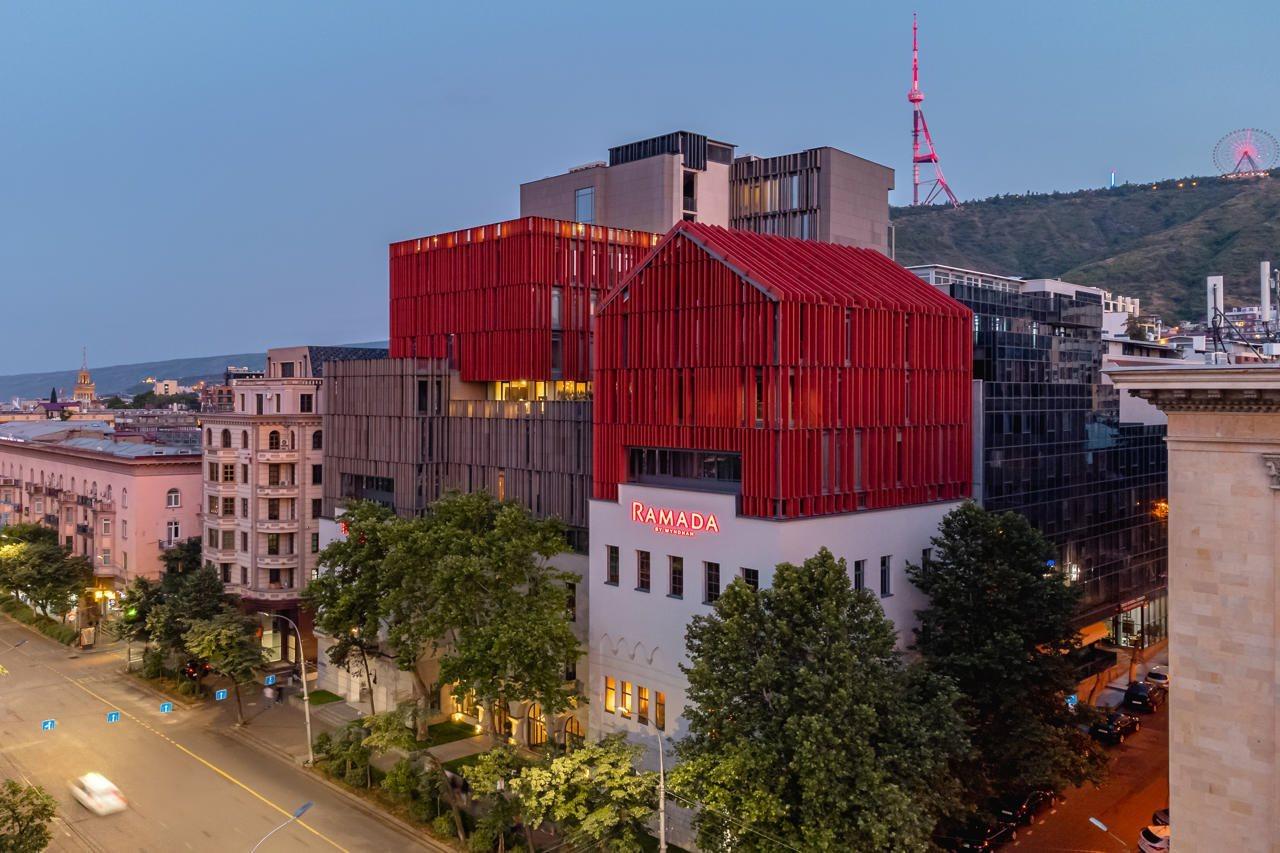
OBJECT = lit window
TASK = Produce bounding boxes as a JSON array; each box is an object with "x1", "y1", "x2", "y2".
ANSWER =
[
  {"x1": 655, "y1": 692, "x2": 666, "y2": 730},
  {"x1": 636, "y1": 550, "x2": 650, "y2": 592},
  {"x1": 619, "y1": 681, "x2": 633, "y2": 718},
  {"x1": 704, "y1": 561, "x2": 720, "y2": 604},
  {"x1": 638, "y1": 686, "x2": 650, "y2": 725},
  {"x1": 668, "y1": 556, "x2": 683, "y2": 598},
  {"x1": 604, "y1": 677, "x2": 617, "y2": 713},
  {"x1": 606, "y1": 545, "x2": 619, "y2": 585}
]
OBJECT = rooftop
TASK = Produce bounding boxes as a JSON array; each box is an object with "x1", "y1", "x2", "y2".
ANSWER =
[{"x1": 0, "y1": 420, "x2": 198, "y2": 459}]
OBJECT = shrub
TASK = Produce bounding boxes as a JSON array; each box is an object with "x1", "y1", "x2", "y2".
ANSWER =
[
  {"x1": 312, "y1": 731, "x2": 333, "y2": 759},
  {"x1": 142, "y1": 649, "x2": 164, "y2": 679},
  {"x1": 380, "y1": 758, "x2": 420, "y2": 802},
  {"x1": 430, "y1": 814, "x2": 456, "y2": 840}
]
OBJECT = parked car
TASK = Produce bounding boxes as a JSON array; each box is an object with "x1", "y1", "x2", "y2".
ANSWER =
[
  {"x1": 69, "y1": 773, "x2": 127, "y2": 816},
  {"x1": 1090, "y1": 711, "x2": 1142, "y2": 744},
  {"x1": 1138, "y1": 824, "x2": 1171, "y2": 852},
  {"x1": 934, "y1": 816, "x2": 1018, "y2": 851},
  {"x1": 1152, "y1": 807, "x2": 1170, "y2": 826},
  {"x1": 1145, "y1": 665, "x2": 1170, "y2": 687},
  {"x1": 1124, "y1": 681, "x2": 1166, "y2": 712},
  {"x1": 995, "y1": 788, "x2": 1056, "y2": 825}
]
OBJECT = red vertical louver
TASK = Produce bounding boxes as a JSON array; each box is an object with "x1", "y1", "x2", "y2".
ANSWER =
[
  {"x1": 592, "y1": 221, "x2": 972, "y2": 519},
  {"x1": 389, "y1": 217, "x2": 658, "y2": 382}
]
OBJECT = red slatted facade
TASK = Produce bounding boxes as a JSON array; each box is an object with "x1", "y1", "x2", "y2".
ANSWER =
[
  {"x1": 593, "y1": 222, "x2": 972, "y2": 519},
  {"x1": 389, "y1": 217, "x2": 658, "y2": 382}
]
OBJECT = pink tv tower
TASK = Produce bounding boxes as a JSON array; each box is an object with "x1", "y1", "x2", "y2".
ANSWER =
[{"x1": 908, "y1": 13, "x2": 959, "y2": 207}]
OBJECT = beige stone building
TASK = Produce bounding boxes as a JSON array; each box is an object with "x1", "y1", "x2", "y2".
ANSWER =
[{"x1": 1111, "y1": 365, "x2": 1280, "y2": 851}]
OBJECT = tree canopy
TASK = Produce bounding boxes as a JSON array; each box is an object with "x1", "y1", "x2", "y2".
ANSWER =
[
  {"x1": 184, "y1": 610, "x2": 266, "y2": 724},
  {"x1": 907, "y1": 501, "x2": 1107, "y2": 806},
  {"x1": 0, "y1": 779, "x2": 57, "y2": 853},
  {"x1": 672, "y1": 547, "x2": 970, "y2": 852}
]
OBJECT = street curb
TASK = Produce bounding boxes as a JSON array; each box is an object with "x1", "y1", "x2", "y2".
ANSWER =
[
  {"x1": 0, "y1": 611, "x2": 74, "y2": 649},
  {"x1": 224, "y1": 724, "x2": 457, "y2": 852},
  {"x1": 119, "y1": 669, "x2": 204, "y2": 709}
]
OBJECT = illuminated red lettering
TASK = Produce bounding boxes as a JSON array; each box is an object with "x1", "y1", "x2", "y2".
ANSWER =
[
  {"x1": 631, "y1": 501, "x2": 644, "y2": 522},
  {"x1": 705, "y1": 514, "x2": 720, "y2": 533}
]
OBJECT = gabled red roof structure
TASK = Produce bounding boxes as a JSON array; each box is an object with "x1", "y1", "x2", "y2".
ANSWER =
[{"x1": 594, "y1": 221, "x2": 973, "y2": 519}]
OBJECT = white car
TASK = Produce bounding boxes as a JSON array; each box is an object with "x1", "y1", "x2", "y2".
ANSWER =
[
  {"x1": 1138, "y1": 824, "x2": 1171, "y2": 852},
  {"x1": 1145, "y1": 665, "x2": 1169, "y2": 687},
  {"x1": 69, "y1": 773, "x2": 127, "y2": 816}
]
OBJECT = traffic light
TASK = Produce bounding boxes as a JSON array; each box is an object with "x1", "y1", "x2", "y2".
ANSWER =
[{"x1": 123, "y1": 606, "x2": 139, "y2": 622}]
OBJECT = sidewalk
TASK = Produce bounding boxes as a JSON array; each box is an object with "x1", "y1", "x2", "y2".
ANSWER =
[{"x1": 1093, "y1": 647, "x2": 1169, "y2": 709}]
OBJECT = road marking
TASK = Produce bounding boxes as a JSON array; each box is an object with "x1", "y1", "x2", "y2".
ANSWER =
[{"x1": 9, "y1": 638, "x2": 350, "y2": 853}]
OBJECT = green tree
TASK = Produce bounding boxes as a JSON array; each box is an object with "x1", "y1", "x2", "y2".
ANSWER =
[
  {"x1": 0, "y1": 524, "x2": 66, "y2": 605},
  {"x1": 137, "y1": 567, "x2": 230, "y2": 671},
  {"x1": 360, "y1": 703, "x2": 418, "y2": 754},
  {"x1": 907, "y1": 502, "x2": 1107, "y2": 807},
  {"x1": 1125, "y1": 315, "x2": 1149, "y2": 341},
  {"x1": 0, "y1": 779, "x2": 57, "y2": 853},
  {"x1": 463, "y1": 746, "x2": 537, "y2": 852},
  {"x1": 183, "y1": 609, "x2": 266, "y2": 724},
  {"x1": 28, "y1": 554, "x2": 92, "y2": 622},
  {"x1": 107, "y1": 576, "x2": 163, "y2": 645},
  {"x1": 514, "y1": 735, "x2": 655, "y2": 852},
  {"x1": 381, "y1": 492, "x2": 581, "y2": 738},
  {"x1": 304, "y1": 500, "x2": 393, "y2": 717},
  {"x1": 160, "y1": 537, "x2": 204, "y2": 575},
  {"x1": 673, "y1": 548, "x2": 970, "y2": 852}
]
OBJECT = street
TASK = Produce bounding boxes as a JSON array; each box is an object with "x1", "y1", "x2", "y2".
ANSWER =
[
  {"x1": 1006, "y1": 687, "x2": 1169, "y2": 852},
  {"x1": 0, "y1": 619, "x2": 433, "y2": 852}
]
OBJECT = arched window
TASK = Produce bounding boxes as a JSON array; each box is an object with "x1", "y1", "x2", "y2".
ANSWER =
[
  {"x1": 206, "y1": 428, "x2": 213, "y2": 446},
  {"x1": 241, "y1": 430, "x2": 249, "y2": 449},
  {"x1": 71, "y1": 477, "x2": 76, "y2": 494},
  {"x1": 105, "y1": 485, "x2": 112, "y2": 501},
  {"x1": 268, "y1": 430, "x2": 281, "y2": 450},
  {"x1": 221, "y1": 429, "x2": 232, "y2": 448},
  {"x1": 121, "y1": 488, "x2": 128, "y2": 509},
  {"x1": 289, "y1": 430, "x2": 296, "y2": 449},
  {"x1": 166, "y1": 488, "x2": 180, "y2": 508},
  {"x1": 91, "y1": 481, "x2": 98, "y2": 497},
  {"x1": 311, "y1": 430, "x2": 322, "y2": 450}
]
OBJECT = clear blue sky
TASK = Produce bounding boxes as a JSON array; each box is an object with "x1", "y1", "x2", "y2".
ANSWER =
[{"x1": 2, "y1": 1, "x2": 1275, "y2": 373}]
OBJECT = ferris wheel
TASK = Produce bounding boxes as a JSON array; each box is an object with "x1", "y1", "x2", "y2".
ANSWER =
[{"x1": 1213, "y1": 128, "x2": 1279, "y2": 177}]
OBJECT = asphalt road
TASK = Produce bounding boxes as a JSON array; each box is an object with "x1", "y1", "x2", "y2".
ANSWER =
[
  {"x1": 1005, "y1": 691, "x2": 1169, "y2": 852},
  {"x1": 0, "y1": 618, "x2": 433, "y2": 853}
]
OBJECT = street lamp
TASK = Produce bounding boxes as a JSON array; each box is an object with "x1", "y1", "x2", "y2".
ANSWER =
[
  {"x1": 257, "y1": 611, "x2": 314, "y2": 766},
  {"x1": 1088, "y1": 816, "x2": 1129, "y2": 850},
  {"x1": 250, "y1": 800, "x2": 313, "y2": 852}
]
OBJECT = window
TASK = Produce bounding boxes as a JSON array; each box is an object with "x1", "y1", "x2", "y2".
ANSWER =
[
  {"x1": 574, "y1": 187, "x2": 595, "y2": 224},
  {"x1": 604, "y1": 677, "x2": 617, "y2": 713},
  {"x1": 704, "y1": 561, "x2": 721, "y2": 604},
  {"x1": 312, "y1": 464, "x2": 323, "y2": 486},
  {"x1": 655, "y1": 691, "x2": 666, "y2": 730},
  {"x1": 920, "y1": 548, "x2": 932, "y2": 578},
  {"x1": 166, "y1": 488, "x2": 181, "y2": 508},
  {"x1": 267, "y1": 533, "x2": 280, "y2": 555},
  {"x1": 268, "y1": 498, "x2": 280, "y2": 520},
  {"x1": 311, "y1": 430, "x2": 322, "y2": 450},
  {"x1": 619, "y1": 681, "x2": 633, "y2": 717},
  {"x1": 221, "y1": 464, "x2": 235, "y2": 483},
  {"x1": 311, "y1": 532, "x2": 319, "y2": 553},
  {"x1": 636, "y1": 550, "x2": 650, "y2": 592},
  {"x1": 240, "y1": 531, "x2": 248, "y2": 551},
  {"x1": 208, "y1": 462, "x2": 218, "y2": 482},
  {"x1": 880, "y1": 555, "x2": 892, "y2": 597},
  {"x1": 121, "y1": 488, "x2": 127, "y2": 509},
  {"x1": 853, "y1": 559, "x2": 866, "y2": 591},
  {"x1": 280, "y1": 362, "x2": 295, "y2": 378},
  {"x1": 312, "y1": 498, "x2": 322, "y2": 519},
  {"x1": 241, "y1": 498, "x2": 249, "y2": 518},
  {"x1": 121, "y1": 520, "x2": 128, "y2": 540},
  {"x1": 221, "y1": 530, "x2": 234, "y2": 550},
  {"x1": 167, "y1": 520, "x2": 180, "y2": 542},
  {"x1": 638, "y1": 686, "x2": 650, "y2": 725},
  {"x1": 606, "y1": 545, "x2": 619, "y2": 585},
  {"x1": 209, "y1": 495, "x2": 219, "y2": 514},
  {"x1": 300, "y1": 393, "x2": 313, "y2": 413},
  {"x1": 268, "y1": 431, "x2": 281, "y2": 450},
  {"x1": 241, "y1": 430, "x2": 249, "y2": 449},
  {"x1": 566, "y1": 582, "x2": 577, "y2": 622},
  {"x1": 741, "y1": 567, "x2": 759, "y2": 591},
  {"x1": 208, "y1": 528, "x2": 218, "y2": 547},
  {"x1": 668, "y1": 556, "x2": 683, "y2": 598},
  {"x1": 222, "y1": 497, "x2": 235, "y2": 516},
  {"x1": 100, "y1": 549, "x2": 111, "y2": 566},
  {"x1": 101, "y1": 518, "x2": 111, "y2": 536},
  {"x1": 220, "y1": 429, "x2": 231, "y2": 448}
]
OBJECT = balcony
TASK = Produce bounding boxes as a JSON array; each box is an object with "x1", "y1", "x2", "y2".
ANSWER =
[
  {"x1": 258, "y1": 553, "x2": 298, "y2": 569},
  {"x1": 256, "y1": 449, "x2": 298, "y2": 463},
  {"x1": 0, "y1": 477, "x2": 15, "y2": 486},
  {"x1": 205, "y1": 446, "x2": 239, "y2": 459},
  {"x1": 228, "y1": 585, "x2": 301, "y2": 603},
  {"x1": 207, "y1": 514, "x2": 239, "y2": 528},
  {"x1": 207, "y1": 482, "x2": 239, "y2": 495},
  {"x1": 157, "y1": 539, "x2": 186, "y2": 551},
  {"x1": 258, "y1": 518, "x2": 298, "y2": 532},
  {"x1": 205, "y1": 546, "x2": 237, "y2": 561},
  {"x1": 76, "y1": 523, "x2": 91, "y2": 536},
  {"x1": 256, "y1": 483, "x2": 297, "y2": 497},
  {"x1": 447, "y1": 399, "x2": 592, "y2": 421}
]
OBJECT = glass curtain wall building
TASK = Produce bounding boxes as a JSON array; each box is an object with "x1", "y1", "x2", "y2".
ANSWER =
[{"x1": 928, "y1": 274, "x2": 1168, "y2": 640}]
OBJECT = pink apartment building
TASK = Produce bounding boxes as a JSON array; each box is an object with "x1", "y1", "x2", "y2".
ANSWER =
[{"x1": 0, "y1": 420, "x2": 203, "y2": 605}]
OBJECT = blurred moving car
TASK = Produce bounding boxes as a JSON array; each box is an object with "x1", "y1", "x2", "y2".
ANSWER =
[
  {"x1": 1123, "y1": 681, "x2": 1166, "y2": 712},
  {"x1": 1090, "y1": 711, "x2": 1142, "y2": 744},
  {"x1": 69, "y1": 773, "x2": 127, "y2": 816},
  {"x1": 933, "y1": 815, "x2": 1018, "y2": 851},
  {"x1": 1152, "y1": 807, "x2": 1170, "y2": 826},
  {"x1": 1145, "y1": 665, "x2": 1170, "y2": 687},
  {"x1": 1138, "y1": 824, "x2": 1171, "y2": 852},
  {"x1": 995, "y1": 788, "x2": 1056, "y2": 825}
]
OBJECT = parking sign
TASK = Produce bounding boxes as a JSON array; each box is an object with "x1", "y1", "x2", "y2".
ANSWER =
[
  {"x1": 264, "y1": 674, "x2": 276, "y2": 686},
  {"x1": 159, "y1": 702, "x2": 174, "y2": 714},
  {"x1": 215, "y1": 688, "x2": 228, "y2": 701},
  {"x1": 106, "y1": 711, "x2": 121, "y2": 723},
  {"x1": 40, "y1": 719, "x2": 56, "y2": 732}
]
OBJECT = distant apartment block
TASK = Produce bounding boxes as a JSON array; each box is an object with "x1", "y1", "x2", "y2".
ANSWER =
[
  {"x1": 520, "y1": 130, "x2": 894, "y2": 255},
  {"x1": 0, "y1": 420, "x2": 202, "y2": 601}
]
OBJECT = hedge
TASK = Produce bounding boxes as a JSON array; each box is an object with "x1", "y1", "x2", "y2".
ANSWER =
[{"x1": 0, "y1": 597, "x2": 78, "y2": 644}]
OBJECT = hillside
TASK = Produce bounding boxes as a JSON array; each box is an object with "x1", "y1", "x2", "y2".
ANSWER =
[
  {"x1": 892, "y1": 173, "x2": 1280, "y2": 321},
  {"x1": 0, "y1": 342, "x2": 388, "y2": 402}
]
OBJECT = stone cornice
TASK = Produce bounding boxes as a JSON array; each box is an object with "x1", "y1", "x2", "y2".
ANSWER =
[{"x1": 1132, "y1": 387, "x2": 1280, "y2": 413}]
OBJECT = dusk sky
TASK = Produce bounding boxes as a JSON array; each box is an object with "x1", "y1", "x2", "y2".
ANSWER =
[{"x1": 3, "y1": 1, "x2": 1275, "y2": 374}]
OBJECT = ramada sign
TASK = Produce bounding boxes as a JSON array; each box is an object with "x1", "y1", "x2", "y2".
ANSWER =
[{"x1": 630, "y1": 501, "x2": 720, "y2": 538}]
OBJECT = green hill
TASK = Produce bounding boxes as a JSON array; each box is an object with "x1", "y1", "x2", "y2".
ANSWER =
[{"x1": 892, "y1": 173, "x2": 1280, "y2": 321}]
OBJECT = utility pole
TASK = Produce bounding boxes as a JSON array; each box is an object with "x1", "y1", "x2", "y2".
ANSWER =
[
  {"x1": 258, "y1": 611, "x2": 314, "y2": 766},
  {"x1": 655, "y1": 730, "x2": 667, "y2": 853}
]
